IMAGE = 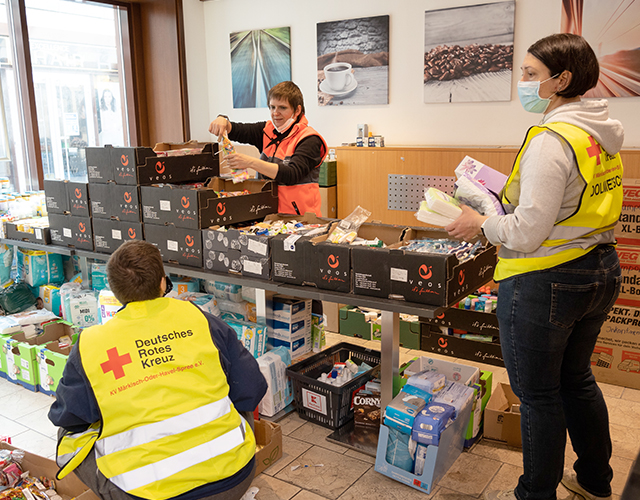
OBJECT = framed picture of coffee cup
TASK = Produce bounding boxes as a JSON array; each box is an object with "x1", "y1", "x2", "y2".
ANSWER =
[
  {"x1": 230, "y1": 27, "x2": 291, "y2": 108},
  {"x1": 316, "y1": 15, "x2": 389, "y2": 106},
  {"x1": 424, "y1": 1, "x2": 515, "y2": 103}
]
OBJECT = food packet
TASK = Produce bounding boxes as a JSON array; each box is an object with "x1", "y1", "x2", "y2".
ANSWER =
[
  {"x1": 219, "y1": 135, "x2": 251, "y2": 184},
  {"x1": 327, "y1": 205, "x2": 371, "y2": 244}
]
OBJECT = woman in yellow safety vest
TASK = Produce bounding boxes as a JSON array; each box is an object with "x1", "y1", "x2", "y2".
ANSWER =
[{"x1": 447, "y1": 34, "x2": 622, "y2": 500}]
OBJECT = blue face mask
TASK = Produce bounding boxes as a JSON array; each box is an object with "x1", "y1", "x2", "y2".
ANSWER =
[{"x1": 517, "y1": 74, "x2": 560, "y2": 113}]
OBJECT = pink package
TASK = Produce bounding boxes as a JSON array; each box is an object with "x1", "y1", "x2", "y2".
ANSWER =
[{"x1": 455, "y1": 155, "x2": 508, "y2": 195}]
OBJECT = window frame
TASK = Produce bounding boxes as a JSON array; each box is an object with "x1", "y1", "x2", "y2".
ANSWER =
[{"x1": 6, "y1": 0, "x2": 188, "y2": 190}]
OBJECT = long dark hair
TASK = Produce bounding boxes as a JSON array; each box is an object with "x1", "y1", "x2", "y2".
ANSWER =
[{"x1": 100, "y1": 89, "x2": 116, "y2": 112}]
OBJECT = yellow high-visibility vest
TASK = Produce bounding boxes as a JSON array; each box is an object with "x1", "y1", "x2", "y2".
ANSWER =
[
  {"x1": 56, "y1": 298, "x2": 255, "y2": 500},
  {"x1": 495, "y1": 122, "x2": 623, "y2": 281}
]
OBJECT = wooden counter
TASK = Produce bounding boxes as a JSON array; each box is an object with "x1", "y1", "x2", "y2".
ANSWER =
[{"x1": 335, "y1": 146, "x2": 640, "y2": 225}]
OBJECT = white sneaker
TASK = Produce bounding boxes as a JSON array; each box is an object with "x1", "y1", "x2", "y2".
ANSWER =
[
  {"x1": 561, "y1": 470, "x2": 612, "y2": 500},
  {"x1": 483, "y1": 490, "x2": 517, "y2": 500}
]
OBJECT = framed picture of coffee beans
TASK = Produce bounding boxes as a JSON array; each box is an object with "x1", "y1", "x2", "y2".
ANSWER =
[{"x1": 423, "y1": 1, "x2": 515, "y2": 103}]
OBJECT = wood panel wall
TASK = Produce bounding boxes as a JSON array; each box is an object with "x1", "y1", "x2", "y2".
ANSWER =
[
  {"x1": 129, "y1": 0, "x2": 189, "y2": 146},
  {"x1": 335, "y1": 147, "x2": 640, "y2": 226}
]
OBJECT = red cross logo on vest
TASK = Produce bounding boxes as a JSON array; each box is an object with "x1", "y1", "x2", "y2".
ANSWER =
[
  {"x1": 587, "y1": 136, "x2": 602, "y2": 166},
  {"x1": 101, "y1": 347, "x2": 132, "y2": 380}
]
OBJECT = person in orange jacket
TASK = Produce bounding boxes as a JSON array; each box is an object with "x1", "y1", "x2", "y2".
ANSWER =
[{"x1": 209, "y1": 81, "x2": 327, "y2": 216}]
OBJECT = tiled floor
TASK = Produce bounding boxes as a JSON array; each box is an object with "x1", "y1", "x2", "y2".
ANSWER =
[{"x1": 1, "y1": 331, "x2": 638, "y2": 499}]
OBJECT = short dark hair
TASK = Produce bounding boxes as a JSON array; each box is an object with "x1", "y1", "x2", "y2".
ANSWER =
[
  {"x1": 528, "y1": 33, "x2": 600, "y2": 98},
  {"x1": 107, "y1": 240, "x2": 165, "y2": 304},
  {"x1": 268, "y1": 81, "x2": 305, "y2": 115}
]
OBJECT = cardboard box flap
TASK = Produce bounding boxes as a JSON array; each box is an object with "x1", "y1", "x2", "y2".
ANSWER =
[
  {"x1": 206, "y1": 177, "x2": 275, "y2": 194},
  {"x1": 253, "y1": 419, "x2": 283, "y2": 475},
  {"x1": 153, "y1": 140, "x2": 211, "y2": 152},
  {"x1": 264, "y1": 212, "x2": 328, "y2": 225}
]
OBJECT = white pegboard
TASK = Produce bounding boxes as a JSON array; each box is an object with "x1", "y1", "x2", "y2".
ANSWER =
[{"x1": 388, "y1": 175, "x2": 456, "y2": 211}]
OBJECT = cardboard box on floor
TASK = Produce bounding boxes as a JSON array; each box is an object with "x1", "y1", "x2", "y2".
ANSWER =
[
  {"x1": 484, "y1": 382, "x2": 522, "y2": 447},
  {"x1": 254, "y1": 419, "x2": 283, "y2": 475},
  {"x1": 0, "y1": 424, "x2": 280, "y2": 497},
  {"x1": 0, "y1": 442, "x2": 99, "y2": 500},
  {"x1": 591, "y1": 304, "x2": 640, "y2": 390}
]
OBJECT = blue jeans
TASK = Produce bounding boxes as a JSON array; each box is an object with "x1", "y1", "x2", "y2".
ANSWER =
[{"x1": 496, "y1": 245, "x2": 621, "y2": 500}]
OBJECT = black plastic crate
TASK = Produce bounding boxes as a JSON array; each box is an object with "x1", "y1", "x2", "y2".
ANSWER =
[{"x1": 286, "y1": 342, "x2": 381, "y2": 429}]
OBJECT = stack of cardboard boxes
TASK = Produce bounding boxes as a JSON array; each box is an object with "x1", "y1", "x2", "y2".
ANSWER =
[{"x1": 594, "y1": 178, "x2": 640, "y2": 389}]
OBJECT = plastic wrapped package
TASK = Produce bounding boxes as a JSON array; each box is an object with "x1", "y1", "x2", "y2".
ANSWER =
[
  {"x1": 98, "y1": 290, "x2": 123, "y2": 324},
  {"x1": 176, "y1": 291, "x2": 220, "y2": 316},
  {"x1": 454, "y1": 174, "x2": 505, "y2": 216},
  {"x1": 218, "y1": 299, "x2": 256, "y2": 322},
  {"x1": 63, "y1": 289, "x2": 100, "y2": 327},
  {"x1": 16, "y1": 249, "x2": 64, "y2": 287},
  {"x1": 406, "y1": 370, "x2": 446, "y2": 395},
  {"x1": 257, "y1": 346, "x2": 293, "y2": 416},
  {"x1": 0, "y1": 244, "x2": 14, "y2": 286},
  {"x1": 205, "y1": 280, "x2": 243, "y2": 302},
  {"x1": 0, "y1": 281, "x2": 37, "y2": 314},
  {"x1": 385, "y1": 427, "x2": 415, "y2": 472},
  {"x1": 424, "y1": 187, "x2": 462, "y2": 220},
  {"x1": 91, "y1": 263, "x2": 109, "y2": 291},
  {"x1": 327, "y1": 205, "x2": 371, "y2": 244}
]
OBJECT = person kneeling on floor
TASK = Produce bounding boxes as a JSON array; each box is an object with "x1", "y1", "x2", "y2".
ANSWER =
[{"x1": 48, "y1": 240, "x2": 267, "y2": 500}]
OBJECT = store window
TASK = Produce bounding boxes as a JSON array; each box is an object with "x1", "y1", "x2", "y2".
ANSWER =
[
  {"x1": 26, "y1": 0, "x2": 129, "y2": 182},
  {"x1": 0, "y1": 0, "x2": 131, "y2": 192},
  {"x1": 0, "y1": 1, "x2": 28, "y2": 193}
]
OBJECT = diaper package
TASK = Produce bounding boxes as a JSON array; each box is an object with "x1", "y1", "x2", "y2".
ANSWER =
[
  {"x1": 411, "y1": 403, "x2": 456, "y2": 446},
  {"x1": 17, "y1": 249, "x2": 64, "y2": 287},
  {"x1": 433, "y1": 381, "x2": 476, "y2": 419},
  {"x1": 454, "y1": 174, "x2": 505, "y2": 217},
  {"x1": 414, "y1": 443, "x2": 428, "y2": 475},
  {"x1": 91, "y1": 263, "x2": 109, "y2": 291},
  {"x1": 385, "y1": 427, "x2": 414, "y2": 472},
  {"x1": 256, "y1": 346, "x2": 293, "y2": 416},
  {"x1": 176, "y1": 291, "x2": 220, "y2": 316},
  {"x1": 99, "y1": 290, "x2": 122, "y2": 324},
  {"x1": 218, "y1": 299, "x2": 256, "y2": 322},
  {"x1": 406, "y1": 370, "x2": 446, "y2": 395},
  {"x1": 39, "y1": 285, "x2": 61, "y2": 316},
  {"x1": 384, "y1": 384, "x2": 432, "y2": 433},
  {"x1": 226, "y1": 320, "x2": 267, "y2": 359}
]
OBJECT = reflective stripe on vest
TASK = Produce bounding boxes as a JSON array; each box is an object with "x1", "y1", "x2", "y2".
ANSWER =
[
  {"x1": 261, "y1": 116, "x2": 327, "y2": 215},
  {"x1": 95, "y1": 397, "x2": 232, "y2": 456},
  {"x1": 71, "y1": 298, "x2": 255, "y2": 500},
  {"x1": 109, "y1": 417, "x2": 248, "y2": 493},
  {"x1": 495, "y1": 122, "x2": 623, "y2": 281},
  {"x1": 56, "y1": 421, "x2": 101, "y2": 479}
]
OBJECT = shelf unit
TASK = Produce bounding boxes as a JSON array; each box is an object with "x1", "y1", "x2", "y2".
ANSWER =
[{"x1": 1, "y1": 238, "x2": 450, "y2": 413}]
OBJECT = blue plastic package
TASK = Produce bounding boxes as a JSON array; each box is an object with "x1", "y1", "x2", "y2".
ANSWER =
[{"x1": 385, "y1": 427, "x2": 414, "y2": 472}]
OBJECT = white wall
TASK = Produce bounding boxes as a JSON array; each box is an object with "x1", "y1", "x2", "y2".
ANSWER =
[{"x1": 184, "y1": 0, "x2": 640, "y2": 149}]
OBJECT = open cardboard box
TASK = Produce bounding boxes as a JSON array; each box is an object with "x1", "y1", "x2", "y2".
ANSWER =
[
  {"x1": 306, "y1": 221, "x2": 407, "y2": 294},
  {"x1": 254, "y1": 419, "x2": 283, "y2": 475},
  {"x1": 0, "y1": 442, "x2": 99, "y2": 500},
  {"x1": 0, "y1": 421, "x2": 280, "y2": 499},
  {"x1": 483, "y1": 382, "x2": 522, "y2": 447}
]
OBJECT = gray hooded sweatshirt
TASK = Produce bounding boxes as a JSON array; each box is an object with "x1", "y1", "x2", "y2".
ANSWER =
[{"x1": 482, "y1": 99, "x2": 625, "y2": 265}]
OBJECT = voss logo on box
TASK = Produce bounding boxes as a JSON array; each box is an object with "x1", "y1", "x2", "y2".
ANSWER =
[
  {"x1": 177, "y1": 195, "x2": 196, "y2": 223},
  {"x1": 319, "y1": 253, "x2": 348, "y2": 284},
  {"x1": 213, "y1": 201, "x2": 234, "y2": 224}
]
